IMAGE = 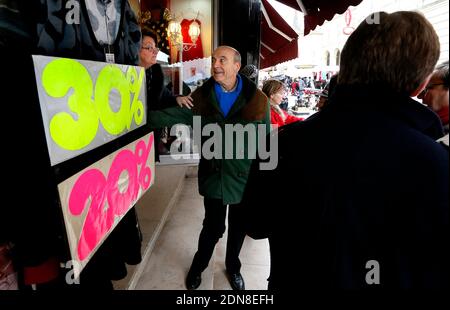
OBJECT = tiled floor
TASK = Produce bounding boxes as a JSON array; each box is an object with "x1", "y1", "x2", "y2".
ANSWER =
[{"x1": 135, "y1": 176, "x2": 271, "y2": 290}]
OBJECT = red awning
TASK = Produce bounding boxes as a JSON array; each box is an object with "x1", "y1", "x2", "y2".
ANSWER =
[
  {"x1": 260, "y1": 0, "x2": 299, "y2": 69},
  {"x1": 274, "y1": 0, "x2": 363, "y2": 35}
]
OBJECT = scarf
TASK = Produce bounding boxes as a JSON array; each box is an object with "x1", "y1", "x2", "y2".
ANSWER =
[{"x1": 271, "y1": 104, "x2": 286, "y2": 123}]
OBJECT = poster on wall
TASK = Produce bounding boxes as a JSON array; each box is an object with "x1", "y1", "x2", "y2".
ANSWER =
[
  {"x1": 57, "y1": 132, "x2": 155, "y2": 279},
  {"x1": 32, "y1": 55, "x2": 147, "y2": 166}
]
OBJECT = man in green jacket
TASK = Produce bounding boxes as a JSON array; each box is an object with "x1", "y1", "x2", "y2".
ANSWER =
[{"x1": 148, "y1": 46, "x2": 271, "y2": 290}]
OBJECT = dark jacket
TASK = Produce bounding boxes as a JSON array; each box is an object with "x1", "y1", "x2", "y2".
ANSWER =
[
  {"x1": 242, "y1": 85, "x2": 449, "y2": 290},
  {"x1": 148, "y1": 75, "x2": 271, "y2": 204}
]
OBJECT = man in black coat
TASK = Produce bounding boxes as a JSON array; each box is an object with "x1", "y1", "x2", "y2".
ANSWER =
[{"x1": 242, "y1": 11, "x2": 449, "y2": 292}]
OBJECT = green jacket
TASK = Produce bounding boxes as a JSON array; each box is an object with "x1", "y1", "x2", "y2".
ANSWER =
[{"x1": 148, "y1": 75, "x2": 270, "y2": 204}]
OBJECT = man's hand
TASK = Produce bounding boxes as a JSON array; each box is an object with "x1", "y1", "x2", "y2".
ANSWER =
[{"x1": 176, "y1": 95, "x2": 194, "y2": 109}]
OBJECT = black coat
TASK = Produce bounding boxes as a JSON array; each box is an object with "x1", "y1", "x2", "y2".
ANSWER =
[{"x1": 242, "y1": 85, "x2": 449, "y2": 290}]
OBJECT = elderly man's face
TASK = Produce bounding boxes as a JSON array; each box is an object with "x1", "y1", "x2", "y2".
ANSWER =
[
  {"x1": 211, "y1": 47, "x2": 241, "y2": 89},
  {"x1": 418, "y1": 73, "x2": 449, "y2": 113}
]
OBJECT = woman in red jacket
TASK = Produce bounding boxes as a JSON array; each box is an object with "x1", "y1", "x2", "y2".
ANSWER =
[{"x1": 262, "y1": 79, "x2": 303, "y2": 128}]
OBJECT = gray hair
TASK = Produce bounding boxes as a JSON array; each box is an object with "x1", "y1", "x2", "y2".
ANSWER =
[{"x1": 434, "y1": 61, "x2": 449, "y2": 88}]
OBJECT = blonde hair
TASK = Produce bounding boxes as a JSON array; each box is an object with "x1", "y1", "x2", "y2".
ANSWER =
[{"x1": 339, "y1": 11, "x2": 440, "y2": 95}]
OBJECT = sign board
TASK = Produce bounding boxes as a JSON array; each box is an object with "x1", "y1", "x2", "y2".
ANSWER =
[
  {"x1": 57, "y1": 132, "x2": 155, "y2": 278},
  {"x1": 32, "y1": 55, "x2": 147, "y2": 166}
]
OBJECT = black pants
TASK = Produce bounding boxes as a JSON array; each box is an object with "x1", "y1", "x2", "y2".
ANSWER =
[{"x1": 189, "y1": 198, "x2": 246, "y2": 274}]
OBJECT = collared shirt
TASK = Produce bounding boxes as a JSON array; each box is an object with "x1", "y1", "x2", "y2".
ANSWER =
[{"x1": 214, "y1": 75, "x2": 243, "y2": 117}]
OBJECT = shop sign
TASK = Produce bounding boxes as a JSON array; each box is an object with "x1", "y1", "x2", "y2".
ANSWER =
[{"x1": 57, "y1": 132, "x2": 154, "y2": 278}]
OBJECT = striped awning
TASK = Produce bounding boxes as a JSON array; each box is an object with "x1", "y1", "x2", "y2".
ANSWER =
[{"x1": 260, "y1": 0, "x2": 299, "y2": 69}]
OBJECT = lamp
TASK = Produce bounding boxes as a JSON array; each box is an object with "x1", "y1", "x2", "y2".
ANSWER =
[{"x1": 167, "y1": 18, "x2": 201, "y2": 52}]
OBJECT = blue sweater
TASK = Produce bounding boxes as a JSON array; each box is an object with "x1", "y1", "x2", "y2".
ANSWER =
[{"x1": 214, "y1": 75, "x2": 243, "y2": 117}]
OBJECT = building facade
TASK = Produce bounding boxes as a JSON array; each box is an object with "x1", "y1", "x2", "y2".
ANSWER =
[{"x1": 264, "y1": 0, "x2": 449, "y2": 79}]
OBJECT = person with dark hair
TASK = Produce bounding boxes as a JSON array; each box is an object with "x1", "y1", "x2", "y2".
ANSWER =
[
  {"x1": 296, "y1": 78, "x2": 306, "y2": 106},
  {"x1": 316, "y1": 74, "x2": 338, "y2": 111},
  {"x1": 242, "y1": 11, "x2": 448, "y2": 291},
  {"x1": 418, "y1": 61, "x2": 449, "y2": 134}
]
